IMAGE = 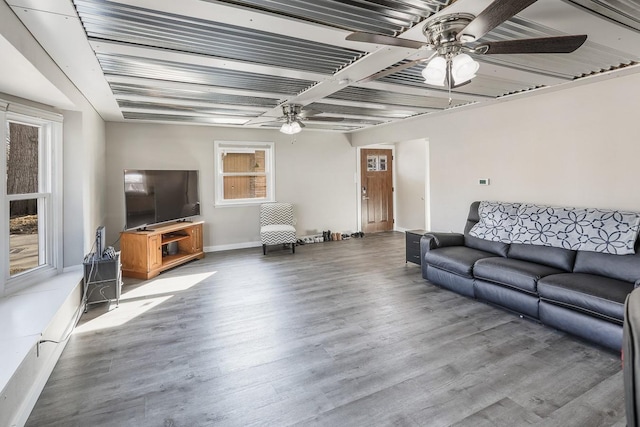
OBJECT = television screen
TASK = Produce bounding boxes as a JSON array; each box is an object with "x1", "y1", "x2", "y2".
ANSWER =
[{"x1": 124, "y1": 169, "x2": 200, "y2": 230}]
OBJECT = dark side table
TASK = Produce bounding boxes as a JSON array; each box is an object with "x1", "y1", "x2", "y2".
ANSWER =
[
  {"x1": 406, "y1": 229, "x2": 427, "y2": 265},
  {"x1": 83, "y1": 252, "x2": 122, "y2": 311}
]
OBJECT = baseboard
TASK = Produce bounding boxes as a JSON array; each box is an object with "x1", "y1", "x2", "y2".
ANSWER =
[{"x1": 204, "y1": 241, "x2": 262, "y2": 252}]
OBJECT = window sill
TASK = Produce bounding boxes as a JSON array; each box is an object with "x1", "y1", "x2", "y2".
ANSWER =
[
  {"x1": 215, "y1": 200, "x2": 274, "y2": 208},
  {"x1": 0, "y1": 270, "x2": 82, "y2": 394}
]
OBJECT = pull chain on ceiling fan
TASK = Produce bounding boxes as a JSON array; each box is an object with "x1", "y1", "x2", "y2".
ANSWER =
[{"x1": 347, "y1": 0, "x2": 587, "y2": 90}]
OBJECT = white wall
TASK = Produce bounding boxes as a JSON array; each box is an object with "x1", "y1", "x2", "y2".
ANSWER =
[
  {"x1": 395, "y1": 138, "x2": 427, "y2": 231},
  {"x1": 60, "y1": 110, "x2": 104, "y2": 265},
  {"x1": 351, "y1": 69, "x2": 640, "y2": 233},
  {"x1": 105, "y1": 123, "x2": 358, "y2": 249},
  {"x1": 0, "y1": 3, "x2": 106, "y2": 425},
  {"x1": 61, "y1": 108, "x2": 106, "y2": 265}
]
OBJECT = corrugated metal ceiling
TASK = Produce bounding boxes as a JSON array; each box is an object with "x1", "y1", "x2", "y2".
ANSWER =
[
  {"x1": 568, "y1": 0, "x2": 640, "y2": 31},
  {"x1": 55, "y1": 0, "x2": 640, "y2": 131},
  {"x1": 203, "y1": 0, "x2": 453, "y2": 35},
  {"x1": 97, "y1": 53, "x2": 315, "y2": 95},
  {"x1": 110, "y1": 83, "x2": 281, "y2": 108},
  {"x1": 75, "y1": 0, "x2": 365, "y2": 75},
  {"x1": 472, "y1": 17, "x2": 638, "y2": 79}
]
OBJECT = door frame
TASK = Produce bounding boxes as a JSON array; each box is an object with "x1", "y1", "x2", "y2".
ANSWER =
[{"x1": 356, "y1": 144, "x2": 397, "y2": 233}]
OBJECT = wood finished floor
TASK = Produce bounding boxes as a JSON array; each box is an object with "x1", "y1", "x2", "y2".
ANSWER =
[{"x1": 26, "y1": 232, "x2": 625, "y2": 427}]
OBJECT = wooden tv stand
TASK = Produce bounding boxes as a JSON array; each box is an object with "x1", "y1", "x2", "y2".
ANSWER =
[{"x1": 120, "y1": 221, "x2": 204, "y2": 280}]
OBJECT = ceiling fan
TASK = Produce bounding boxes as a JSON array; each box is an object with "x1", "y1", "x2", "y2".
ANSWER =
[
  {"x1": 347, "y1": 0, "x2": 587, "y2": 88},
  {"x1": 259, "y1": 104, "x2": 348, "y2": 134}
]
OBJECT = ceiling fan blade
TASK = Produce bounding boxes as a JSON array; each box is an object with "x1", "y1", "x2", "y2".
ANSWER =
[
  {"x1": 247, "y1": 116, "x2": 280, "y2": 125},
  {"x1": 359, "y1": 54, "x2": 436, "y2": 83},
  {"x1": 304, "y1": 116, "x2": 350, "y2": 123},
  {"x1": 459, "y1": 0, "x2": 539, "y2": 42},
  {"x1": 475, "y1": 34, "x2": 587, "y2": 55},
  {"x1": 346, "y1": 32, "x2": 425, "y2": 50}
]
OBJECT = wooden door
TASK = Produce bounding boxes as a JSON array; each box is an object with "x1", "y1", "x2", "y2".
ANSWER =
[
  {"x1": 148, "y1": 234, "x2": 162, "y2": 270},
  {"x1": 360, "y1": 148, "x2": 394, "y2": 234}
]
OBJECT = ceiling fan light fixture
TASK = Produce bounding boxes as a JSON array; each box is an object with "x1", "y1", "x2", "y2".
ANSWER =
[
  {"x1": 290, "y1": 121, "x2": 302, "y2": 133},
  {"x1": 451, "y1": 53, "x2": 479, "y2": 84},
  {"x1": 280, "y1": 121, "x2": 301, "y2": 135},
  {"x1": 422, "y1": 56, "x2": 447, "y2": 86}
]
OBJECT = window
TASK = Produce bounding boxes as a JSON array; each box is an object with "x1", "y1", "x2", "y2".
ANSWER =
[
  {"x1": 1, "y1": 100, "x2": 62, "y2": 295},
  {"x1": 214, "y1": 141, "x2": 274, "y2": 206},
  {"x1": 367, "y1": 154, "x2": 388, "y2": 171}
]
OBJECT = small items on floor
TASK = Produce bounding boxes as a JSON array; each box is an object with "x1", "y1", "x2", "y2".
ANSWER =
[{"x1": 296, "y1": 231, "x2": 364, "y2": 246}]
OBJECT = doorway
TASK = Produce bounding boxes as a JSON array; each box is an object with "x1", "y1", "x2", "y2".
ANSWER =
[{"x1": 360, "y1": 148, "x2": 394, "y2": 234}]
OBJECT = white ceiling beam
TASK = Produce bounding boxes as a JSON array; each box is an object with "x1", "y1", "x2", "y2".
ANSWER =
[
  {"x1": 355, "y1": 81, "x2": 492, "y2": 103},
  {"x1": 7, "y1": 0, "x2": 77, "y2": 15},
  {"x1": 254, "y1": 21, "x2": 434, "y2": 119}
]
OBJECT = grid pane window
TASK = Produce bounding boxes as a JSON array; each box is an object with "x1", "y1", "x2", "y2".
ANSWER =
[
  {"x1": 215, "y1": 142, "x2": 274, "y2": 206},
  {"x1": 2, "y1": 104, "x2": 60, "y2": 294}
]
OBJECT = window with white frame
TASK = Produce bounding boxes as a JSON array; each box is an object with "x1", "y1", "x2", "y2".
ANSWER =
[
  {"x1": 1, "y1": 100, "x2": 63, "y2": 296},
  {"x1": 214, "y1": 141, "x2": 275, "y2": 206}
]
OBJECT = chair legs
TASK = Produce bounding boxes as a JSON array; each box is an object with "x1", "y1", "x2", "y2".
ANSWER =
[{"x1": 261, "y1": 243, "x2": 296, "y2": 255}]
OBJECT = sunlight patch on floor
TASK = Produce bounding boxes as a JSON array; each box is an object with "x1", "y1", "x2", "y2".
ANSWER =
[
  {"x1": 122, "y1": 271, "x2": 216, "y2": 300},
  {"x1": 74, "y1": 272, "x2": 215, "y2": 334},
  {"x1": 74, "y1": 296, "x2": 172, "y2": 334}
]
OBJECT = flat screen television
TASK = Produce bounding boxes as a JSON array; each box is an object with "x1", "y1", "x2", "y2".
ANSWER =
[{"x1": 124, "y1": 169, "x2": 201, "y2": 230}]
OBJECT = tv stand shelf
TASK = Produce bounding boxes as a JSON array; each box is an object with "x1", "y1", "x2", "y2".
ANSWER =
[
  {"x1": 120, "y1": 221, "x2": 204, "y2": 280},
  {"x1": 162, "y1": 234, "x2": 189, "y2": 245}
]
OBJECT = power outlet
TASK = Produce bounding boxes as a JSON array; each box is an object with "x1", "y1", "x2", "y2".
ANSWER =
[{"x1": 478, "y1": 178, "x2": 490, "y2": 186}]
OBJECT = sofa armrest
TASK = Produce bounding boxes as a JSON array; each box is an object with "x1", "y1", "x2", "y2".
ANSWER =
[
  {"x1": 635, "y1": 279, "x2": 640, "y2": 289},
  {"x1": 420, "y1": 232, "x2": 465, "y2": 280},
  {"x1": 421, "y1": 232, "x2": 465, "y2": 252}
]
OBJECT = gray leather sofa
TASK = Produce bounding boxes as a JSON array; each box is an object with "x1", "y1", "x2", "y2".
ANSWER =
[{"x1": 421, "y1": 201, "x2": 640, "y2": 351}]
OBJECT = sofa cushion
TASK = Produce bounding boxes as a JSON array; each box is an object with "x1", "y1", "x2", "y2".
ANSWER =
[
  {"x1": 507, "y1": 243, "x2": 576, "y2": 272},
  {"x1": 474, "y1": 280, "x2": 540, "y2": 318},
  {"x1": 425, "y1": 246, "x2": 497, "y2": 278},
  {"x1": 538, "y1": 273, "x2": 634, "y2": 323},
  {"x1": 474, "y1": 257, "x2": 564, "y2": 294},
  {"x1": 463, "y1": 201, "x2": 512, "y2": 257},
  {"x1": 464, "y1": 235, "x2": 510, "y2": 257},
  {"x1": 573, "y1": 250, "x2": 640, "y2": 284}
]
